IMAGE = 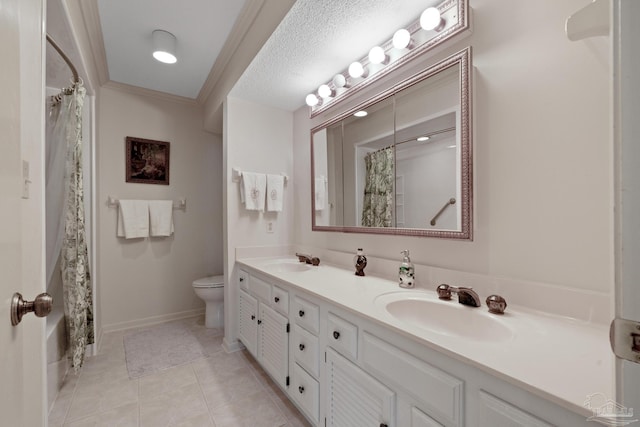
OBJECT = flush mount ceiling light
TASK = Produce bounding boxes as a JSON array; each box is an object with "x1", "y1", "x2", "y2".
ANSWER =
[
  {"x1": 354, "y1": 110, "x2": 368, "y2": 117},
  {"x1": 152, "y1": 30, "x2": 177, "y2": 64},
  {"x1": 417, "y1": 136, "x2": 431, "y2": 142}
]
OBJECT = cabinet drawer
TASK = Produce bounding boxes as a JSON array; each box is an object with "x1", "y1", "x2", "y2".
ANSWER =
[
  {"x1": 292, "y1": 325, "x2": 319, "y2": 377},
  {"x1": 238, "y1": 270, "x2": 249, "y2": 291},
  {"x1": 362, "y1": 332, "x2": 463, "y2": 427},
  {"x1": 271, "y1": 285, "x2": 289, "y2": 315},
  {"x1": 477, "y1": 391, "x2": 553, "y2": 427},
  {"x1": 293, "y1": 296, "x2": 319, "y2": 335},
  {"x1": 327, "y1": 313, "x2": 357, "y2": 359},
  {"x1": 249, "y1": 274, "x2": 271, "y2": 302},
  {"x1": 291, "y1": 363, "x2": 319, "y2": 424},
  {"x1": 412, "y1": 407, "x2": 444, "y2": 427}
]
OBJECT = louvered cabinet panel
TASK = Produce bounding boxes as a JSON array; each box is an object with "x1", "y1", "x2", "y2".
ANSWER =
[
  {"x1": 326, "y1": 348, "x2": 395, "y2": 427},
  {"x1": 259, "y1": 303, "x2": 289, "y2": 389},
  {"x1": 238, "y1": 289, "x2": 258, "y2": 357}
]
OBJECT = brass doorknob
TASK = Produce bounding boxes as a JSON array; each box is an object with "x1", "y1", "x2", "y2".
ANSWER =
[{"x1": 11, "y1": 292, "x2": 52, "y2": 326}]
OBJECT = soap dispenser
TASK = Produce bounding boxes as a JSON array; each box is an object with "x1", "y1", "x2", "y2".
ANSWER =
[
  {"x1": 399, "y1": 250, "x2": 415, "y2": 288},
  {"x1": 354, "y1": 248, "x2": 367, "y2": 276}
]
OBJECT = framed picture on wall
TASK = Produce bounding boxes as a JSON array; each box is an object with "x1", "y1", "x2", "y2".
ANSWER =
[{"x1": 125, "y1": 136, "x2": 170, "y2": 185}]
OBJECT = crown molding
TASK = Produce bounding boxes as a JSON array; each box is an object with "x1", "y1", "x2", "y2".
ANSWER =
[
  {"x1": 103, "y1": 80, "x2": 199, "y2": 106},
  {"x1": 196, "y1": 0, "x2": 265, "y2": 104}
]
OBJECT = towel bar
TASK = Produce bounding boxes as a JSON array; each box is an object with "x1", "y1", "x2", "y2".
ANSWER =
[
  {"x1": 231, "y1": 167, "x2": 289, "y2": 183},
  {"x1": 107, "y1": 196, "x2": 186, "y2": 210}
]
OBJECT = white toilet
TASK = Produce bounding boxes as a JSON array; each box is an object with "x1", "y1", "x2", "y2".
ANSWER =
[{"x1": 192, "y1": 275, "x2": 225, "y2": 328}]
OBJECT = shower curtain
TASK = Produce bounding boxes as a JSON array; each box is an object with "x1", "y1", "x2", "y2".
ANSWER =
[
  {"x1": 361, "y1": 147, "x2": 394, "y2": 227},
  {"x1": 47, "y1": 82, "x2": 93, "y2": 371}
]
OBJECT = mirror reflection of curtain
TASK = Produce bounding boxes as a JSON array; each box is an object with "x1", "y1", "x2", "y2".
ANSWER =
[{"x1": 361, "y1": 147, "x2": 394, "y2": 227}]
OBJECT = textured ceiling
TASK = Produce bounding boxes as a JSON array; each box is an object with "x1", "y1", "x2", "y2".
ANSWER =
[
  {"x1": 231, "y1": 0, "x2": 438, "y2": 111},
  {"x1": 97, "y1": 0, "x2": 246, "y2": 99}
]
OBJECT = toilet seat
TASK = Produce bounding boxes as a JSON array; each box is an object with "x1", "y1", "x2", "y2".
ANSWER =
[{"x1": 192, "y1": 275, "x2": 224, "y2": 288}]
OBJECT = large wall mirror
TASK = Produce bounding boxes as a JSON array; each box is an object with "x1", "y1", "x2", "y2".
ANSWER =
[{"x1": 311, "y1": 47, "x2": 472, "y2": 239}]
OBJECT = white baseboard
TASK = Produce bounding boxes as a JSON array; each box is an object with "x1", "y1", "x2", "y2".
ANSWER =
[
  {"x1": 222, "y1": 336, "x2": 245, "y2": 353},
  {"x1": 101, "y1": 308, "x2": 205, "y2": 334}
]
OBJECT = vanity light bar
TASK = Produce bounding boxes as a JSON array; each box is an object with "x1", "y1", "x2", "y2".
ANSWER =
[{"x1": 305, "y1": 0, "x2": 468, "y2": 115}]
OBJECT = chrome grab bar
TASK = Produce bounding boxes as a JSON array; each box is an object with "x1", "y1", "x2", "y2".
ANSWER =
[{"x1": 430, "y1": 198, "x2": 456, "y2": 226}]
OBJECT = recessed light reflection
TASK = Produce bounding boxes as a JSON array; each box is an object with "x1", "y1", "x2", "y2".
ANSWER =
[
  {"x1": 417, "y1": 136, "x2": 430, "y2": 142},
  {"x1": 354, "y1": 111, "x2": 368, "y2": 117}
]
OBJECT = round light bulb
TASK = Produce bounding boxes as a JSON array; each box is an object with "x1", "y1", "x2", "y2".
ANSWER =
[
  {"x1": 305, "y1": 94, "x2": 319, "y2": 107},
  {"x1": 332, "y1": 74, "x2": 347, "y2": 88},
  {"x1": 318, "y1": 84, "x2": 333, "y2": 98},
  {"x1": 348, "y1": 61, "x2": 365, "y2": 78},
  {"x1": 392, "y1": 29, "x2": 411, "y2": 49},
  {"x1": 420, "y1": 7, "x2": 442, "y2": 31},
  {"x1": 354, "y1": 111, "x2": 368, "y2": 117},
  {"x1": 368, "y1": 46, "x2": 387, "y2": 65}
]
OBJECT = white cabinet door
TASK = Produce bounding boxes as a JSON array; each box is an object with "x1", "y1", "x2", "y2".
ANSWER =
[
  {"x1": 326, "y1": 348, "x2": 395, "y2": 427},
  {"x1": 238, "y1": 289, "x2": 258, "y2": 357},
  {"x1": 259, "y1": 303, "x2": 289, "y2": 389}
]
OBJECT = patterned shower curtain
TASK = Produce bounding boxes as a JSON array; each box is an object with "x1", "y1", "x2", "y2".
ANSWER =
[
  {"x1": 361, "y1": 147, "x2": 394, "y2": 227},
  {"x1": 52, "y1": 83, "x2": 94, "y2": 371}
]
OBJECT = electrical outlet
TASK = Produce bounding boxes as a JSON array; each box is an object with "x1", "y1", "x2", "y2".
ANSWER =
[{"x1": 266, "y1": 222, "x2": 274, "y2": 233}]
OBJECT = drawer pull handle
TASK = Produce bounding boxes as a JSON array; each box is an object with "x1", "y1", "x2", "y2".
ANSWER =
[
  {"x1": 274, "y1": 296, "x2": 280, "y2": 303},
  {"x1": 298, "y1": 386, "x2": 305, "y2": 394},
  {"x1": 250, "y1": 315, "x2": 255, "y2": 320},
  {"x1": 299, "y1": 343, "x2": 305, "y2": 351},
  {"x1": 333, "y1": 331, "x2": 340, "y2": 340},
  {"x1": 299, "y1": 310, "x2": 305, "y2": 317},
  {"x1": 257, "y1": 319, "x2": 262, "y2": 325}
]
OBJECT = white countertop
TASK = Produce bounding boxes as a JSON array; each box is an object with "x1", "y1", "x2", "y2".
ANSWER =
[{"x1": 237, "y1": 256, "x2": 614, "y2": 417}]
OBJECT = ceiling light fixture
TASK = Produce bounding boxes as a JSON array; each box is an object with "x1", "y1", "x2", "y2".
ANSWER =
[
  {"x1": 417, "y1": 136, "x2": 430, "y2": 142},
  {"x1": 420, "y1": 7, "x2": 445, "y2": 31},
  {"x1": 152, "y1": 30, "x2": 177, "y2": 64},
  {"x1": 354, "y1": 111, "x2": 368, "y2": 117}
]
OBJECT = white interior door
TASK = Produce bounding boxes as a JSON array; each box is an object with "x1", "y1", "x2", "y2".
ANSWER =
[
  {"x1": 614, "y1": 0, "x2": 640, "y2": 415},
  {"x1": 0, "y1": 0, "x2": 47, "y2": 426}
]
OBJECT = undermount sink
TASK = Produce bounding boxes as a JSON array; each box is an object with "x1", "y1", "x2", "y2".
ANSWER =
[
  {"x1": 263, "y1": 260, "x2": 312, "y2": 273},
  {"x1": 375, "y1": 291, "x2": 514, "y2": 342}
]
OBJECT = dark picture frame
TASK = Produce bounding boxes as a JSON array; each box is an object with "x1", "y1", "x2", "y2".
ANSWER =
[{"x1": 125, "y1": 136, "x2": 170, "y2": 185}]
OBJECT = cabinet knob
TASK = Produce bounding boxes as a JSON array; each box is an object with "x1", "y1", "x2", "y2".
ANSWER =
[
  {"x1": 299, "y1": 343, "x2": 305, "y2": 351},
  {"x1": 299, "y1": 310, "x2": 305, "y2": 317},
  {"x1": 333, "y1": 331, "x2": 340, "y2": 340},
  {"x1": 380, "y1": 424, "x2": 388, "y2": 427},
  {"x1": 251, "y1": 315, "x2": 255, "y2": 321},
  {"x1": 298, "y1": 386, "x2": 305, "y2": 394},
  {"x1": 239, "y1": 277, "x2": 244, "y2": 282},
  {"x1": 274, "y1": 296, "x2": 280, "y2": 303},
  {"x1": 257, "y1": 319, "x2": 262, "y2": 325}
]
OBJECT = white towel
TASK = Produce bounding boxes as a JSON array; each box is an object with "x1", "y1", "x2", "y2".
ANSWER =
[
  {"x1": 148, "y1": 200, "x2": 174, "y2": 237},
  {"x1": 117, "y1": 200, "x2": 149, "y2": 239},
  {"x1": 241, "y1": 172, "x2": 266, "y2": 211},
  {"x1": 266, "y1": 174, "x2": 284, "y2": 212},
  {"x1": 315, "y1": 176, "x2": 326, "y2": 211}
]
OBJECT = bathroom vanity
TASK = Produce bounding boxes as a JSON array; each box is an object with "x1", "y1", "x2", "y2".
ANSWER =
[{"x1": 235, "y1": 256, "x2": 612, "y2": 427}]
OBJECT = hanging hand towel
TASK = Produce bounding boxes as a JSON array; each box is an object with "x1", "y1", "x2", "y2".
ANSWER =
[
  {"x1": 266, "y1": 174, "x2": 284, "y2": 212},
  {"x1": 241, "y1": 172, "x2": 266, "y2": 211},
  {"x1": 148, "y1": 200, "x2": 174, "y2": 237},
  {"x1": 117, "y1": 200, "x2": 149, "y2": 239},
  {"x1": 315, "y1": 176, "x2": 326, "y2": 211}
]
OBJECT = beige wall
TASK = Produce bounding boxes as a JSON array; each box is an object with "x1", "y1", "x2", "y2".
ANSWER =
[
  {"x1": 97, "y1": 87, "x2": 223, "y2": 330},
  {"x1": 223, "y1": 97, "x2": 294, "y2": 345},
  {"x1": 293, "y1": 0, "x2": 612, "y2": 294}
]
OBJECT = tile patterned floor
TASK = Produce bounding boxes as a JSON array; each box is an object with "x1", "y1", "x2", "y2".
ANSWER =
[{"x1": 48, "y1": 316, "x2": 312, "y2": 427}]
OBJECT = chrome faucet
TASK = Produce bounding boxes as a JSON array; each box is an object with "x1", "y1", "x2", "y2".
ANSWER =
[
  {"x1": 436, "y1": 284, "x2": 481, "y2": 307},
  {"x1": 295, "y1": 253, "x2": 320, "y2": 266}
]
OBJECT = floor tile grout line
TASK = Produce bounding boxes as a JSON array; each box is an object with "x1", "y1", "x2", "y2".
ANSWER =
[{"x1": 191, "y1": 360, "x2": 218, "y2": 426}]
